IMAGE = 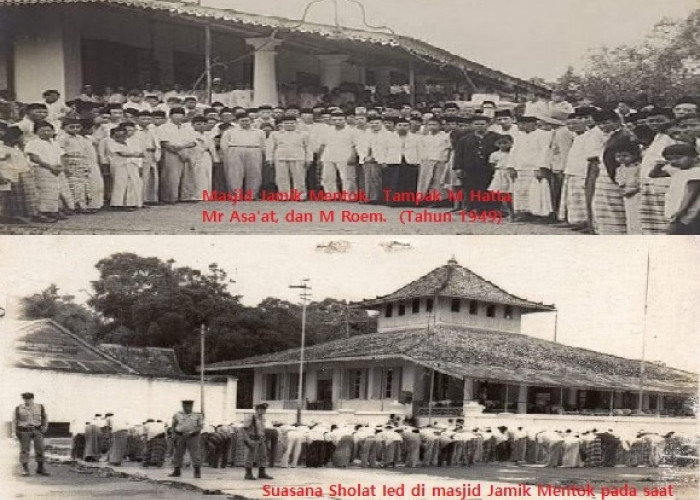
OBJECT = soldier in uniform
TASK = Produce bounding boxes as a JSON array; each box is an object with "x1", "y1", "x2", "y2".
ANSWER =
[
  {"x1": 243, "y1": 403, "x2": 274, "y2": 480},
  {"x1": 13, "y1": 392, "x2": 50, "y2": 476},
  {"x1": 168, "y1": 400, "x2": 203, "y2": 478}
]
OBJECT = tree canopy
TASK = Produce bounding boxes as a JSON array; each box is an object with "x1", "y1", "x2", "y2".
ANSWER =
[
  {"x1": 555, "y1": 11, "x2": 700, "y2": 106},
  {"x1": 19, "y1": 253, "x2": 376, "y2": 373}
]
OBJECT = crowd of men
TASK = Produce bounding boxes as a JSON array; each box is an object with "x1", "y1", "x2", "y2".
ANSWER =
[
  {"x1": 1, "y1": 85, "x2": 699, "y2": 233},
  {"x1": 63, "y1": 402, "x2": 698, "y2": 482}
]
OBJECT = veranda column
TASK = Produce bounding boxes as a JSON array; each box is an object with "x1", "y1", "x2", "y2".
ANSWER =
[
  {"x1": 318, "y1": 54, "x2": 348, "y2": 91},
  {"x1": 244, "y1": 37, "x2": 282, "y2": 107},
  {"x1": 517, "y1": 384, "x2": 528, "y2": 414}
]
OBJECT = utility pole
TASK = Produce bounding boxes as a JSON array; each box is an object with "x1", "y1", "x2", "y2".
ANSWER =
[
  {"x1": 638, "y1": 250, "x2": 651, "y2": 414},
  {"x1": 200, "y1": 323, "x2": 206, "y2": 416},
  {"x1": 290, "y1": 280, "x2": 311, "y2": 424}
]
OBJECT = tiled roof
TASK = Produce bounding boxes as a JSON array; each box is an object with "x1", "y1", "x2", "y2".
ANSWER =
[
  {"x1": 0, "y1": 0, "x2": 544, "y2": 92},
  {"x1": 98, "y1": 344, "x2": 184, "y2": 377},
  {"x1": 8, "y1": 319, "x2": 138, "y2": 375},
  {"x1": 204, "y1": 326, "x2": 697, "y2": 394},
  {"x1": 358, "y1": 260, "x2": 555, "y2": 311}
]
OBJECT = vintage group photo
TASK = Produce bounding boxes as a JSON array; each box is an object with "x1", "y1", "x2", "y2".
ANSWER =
[{"x1": 0, "y1": 0, "x2": 698, "y2": 498}]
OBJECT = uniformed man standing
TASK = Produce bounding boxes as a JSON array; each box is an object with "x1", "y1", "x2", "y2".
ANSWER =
[
  {"x1": 169, "y1": 400, "x2": 203, "y2": 478},
  {"x1": 13, "y1": 392, "x2": 50, "y2": 476},
  {"x1": 243, "y1": 403, "x2": 274, "y2": 480}
]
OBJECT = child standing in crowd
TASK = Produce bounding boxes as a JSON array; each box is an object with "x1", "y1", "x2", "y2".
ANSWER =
[
  {"x1": 657, "y1": 144, "x2": 700, "y2": 234},
  {"x1": 24, "y1": 120, "x2": 75, "y2": 222},
  {"x1": 487, "y1": 134, "x2": 515, "y2": 220},
  {"x1": 58, "y1": 118, "x2": 91, "y2": 212},
  {"x1": 107, "y1": 126, "x2": 142, "y2": 211},
  {"x1": 0, "y1": 125, "x2": 37, "y2": 223},
  {"x1": 613, "y1": 144, "x2": 643, "y2": 235}
]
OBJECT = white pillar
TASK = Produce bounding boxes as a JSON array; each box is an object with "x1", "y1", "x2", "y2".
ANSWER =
[
  {"x1": 245, "y1": 37, "x2": 282, "y2": 107},
  {"x1": 517, "y1": 384, "x2": 528, "y2": 414},
  {"x1": 318, "y1": 54, "x2": 347, "y2": 91},
  {"x1": 305, "y1": 368, "x2": 317, "y2": 402},
  {"x1": 642, "y1": 393, "x2": 650, "y2": 411},
  {"x1": 13, "y1": 15, "x2": 72, "y2": 102},
  {"x1": 657, "y1": 394, "x2": 664, "y2": 412},
  {"x1": 252, "y1": 370, "x2": 263, "y2": 405},
  {"x1": 224, "y1": 376, "x2": 237, "y2": 420},
  {"x1": 374, "y1": 67, "x2": 391, "y2": 98},
  {"x1": 567, "y1": 388, "x2": 578, "y2": 406}
]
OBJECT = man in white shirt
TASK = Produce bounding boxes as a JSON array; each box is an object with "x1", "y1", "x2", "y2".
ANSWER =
[
  {"x1": 221, "y1": 111, "x2": 266, "y2": 197},
  {"x1": 507, "y1": 116, "x2": 553, "y2": 219},
  {"x1": 357, "y1": 114, "x2": 386, "y2": 203},
  {"x1": 418, "y1": 116, "x2": 451, "y2": 197},
  {"x1": 43, "y1": 90, "x2": 70, "y2": 129},
  {"x1": 157, "y1": 107, "x2": 198, "y2": 203},
  {"x1": 267, "y1": 115, "x2": 311, "y2": 199},
  {"x1": 381, "y1": 118, "x2": 421, "y2": 205},
  {"x1": 317, "y1": 111, "x2": 359, "y2": 195}
]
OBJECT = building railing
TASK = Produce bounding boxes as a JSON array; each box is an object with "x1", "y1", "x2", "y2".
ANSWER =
[
  {"x1": 416, "y1": 406, "x2": 463, "y2": 417},
  {"x1": 281, "y1": 400, "x2": 334, "y2": 410}
]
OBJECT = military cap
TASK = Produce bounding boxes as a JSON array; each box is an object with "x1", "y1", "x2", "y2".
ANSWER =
[
  {"x1": 21, "y1": 392, "x2": 34, "y2": 399},
  {"x1": 182, "y1": 400, "x2": 195, "y2": 404},
  {"x1": 258, "y1": 104, "x2": 273, "y2": 110}
]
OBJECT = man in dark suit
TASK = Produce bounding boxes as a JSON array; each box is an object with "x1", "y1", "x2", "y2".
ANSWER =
[{"x1": 452, "y1": 115, "x2": 500, "y2": 210}]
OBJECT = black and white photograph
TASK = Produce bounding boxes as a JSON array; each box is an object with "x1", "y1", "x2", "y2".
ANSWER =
[
  {"x1": 0, "y1": 236, "x2": 698, "y2": 499},
  {"x1": 0, "y1": 0, "x2": 698, "y2": 234}
]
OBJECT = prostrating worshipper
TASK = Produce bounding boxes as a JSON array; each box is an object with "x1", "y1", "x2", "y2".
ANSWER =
[
  {"x1": 356, "y1": 424, "x2": 378, "y2": 468},
  {"x1": 83, "y1": 414, "x2": 103, "y2": 462},
  {"x1": 330, "y1": 425, "x2": 354, "y2": 467},
  {"x1": 107, "y1": 126, "x2": 142, "y2": 211},
  {"x1": 507, "y1": 116, "x2": 552, "y2": 221},
  {"x1": 157, "y1": 107, "x2": 198, "y2": 204},
  {"x1": 541, "y1": 429, "x2": 564, "y2": 467},
  {"x1": 381, "y1": 425, "x2": 403, "y2": 468},
  {"x1": 480, "y1": 427, "x2": 495, "y2": 463},
  {"x1": 134, "y1": 111, "x2": 160, "y2": 205},
  {"x1": 494, "y1": 426, "x2": 510, "y2": 462},
  {"x1": 0, "y1": 125, "x2": 37, "y2": 223},
  {"x1": 267, "y1": 114, "x2": 312, "y2": 199},
  {"x1": 597, "y1": 429, "x2": 622, "y2": 467},
  {"x1": 169, "y1": 400, "x2": 203, "y2": 479},
  {"x1": 243, "y1": 403, "x2": 273, "y2": 480},
  {"x1": 613, "y1": 143, "x2": 643, "y2": 234},
  {"x1": 509, "y1": 426, "x2": 527, "y2": 463},
  {"x1": 581, "y1": 429, "x2": 603, "y2": 467},
  {"x1": 142, "y1": 419, "x2": 166, "y2": 467},
  {"x1": 402, "y1": 426, "x2": 422, "y2": 468},
  {"x1": 220, "y1": 111, "x2": 266, "y2": 198},
  {"x1": 201, "y1": 422, "x2": 223, "y2": 468},
  {"x1": 71, "y1": 424, "x2": 88, "y2": 461},
  {"x1": 560, "y1": 430, "x2": 583, "y2": 468},
  {"x1": 317, "y1": 110, "x2": 359, "y2": 195},
  {"x1": 659, "y1": 143, "x2": 700, "y2": 234},
  {"x1": 24, "y1": 120, "x2": 75, "y2": 222},
  {"x1": 419, "y1": 424, "x2": 440, "y2": 466},
  {"x1": 126, "y1": 423, "x2": 145, "y2": 463},
  {"x1": 417, "y1": 116, "x2": 452, "y2": 200},
  {"x1": 452, "y1": 115, "x2": 499, "y2": 210},
  {"x1": 265, "y1": 423, "x2": 279, "y2": 468},
  {"x1": 107, "y1": 414, "x2": 129, "y2": 466},
  {"x1": 437, "y1": 427, "x2": 455, "y2": 467},
  {"x1": 591, "y1": 110, "x2": 636, "y2": 234},
  {"x1": 280, "y1": 423, "x2": 307, "y2": 468},
  {"x1": 215, "y1": 424, "x2": 234, "y2": 469},
  {"x1": 487, "y1": 134, "x2": 515, "y2": 219},
  {"x1": 638, "y1": 108, "x2": 676, "y2": 233},
  {"x1": 305, "y1": 421, "x2": 329, "y2": 468},
  {"x1": 381, "y1": 118, "x2": 421, "y2": 206}
]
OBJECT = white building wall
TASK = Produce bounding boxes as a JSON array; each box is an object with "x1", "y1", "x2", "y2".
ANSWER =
[
  {"x1": 1, "y1": 368, "x2": 236, "y2": 434},
  {"x1": 377, "y1": 297, "x2": 523, "y2": 334}
]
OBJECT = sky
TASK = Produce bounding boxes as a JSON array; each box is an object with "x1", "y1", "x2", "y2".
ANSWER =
[
  {"x1": 1, "y1": 236, "x2": 698, "y2": 372},
  {"x1": 206, "y1": 0, "x2": 699, "y2": 81}
]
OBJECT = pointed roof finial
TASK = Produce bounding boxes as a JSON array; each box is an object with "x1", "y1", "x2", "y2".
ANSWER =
[{"x1": 447, "y1": 255, "x2": 458, "y2": 265}]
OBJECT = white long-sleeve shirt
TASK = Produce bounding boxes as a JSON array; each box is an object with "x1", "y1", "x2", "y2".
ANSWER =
[
  {"x1": 267, "y1": 130, "x2": 311, "y2": 162},
  {"x1": 507, "y1": 129, "x2": 552, "y2": 171},
  {"x1": 419, "y1": 131, "x2": 451, "y2": 162},
  {"x1": 318, "y1": 126, "x2": 357, "y2": 163},
  {"x1": 221, "y1": 128, "x2": 266, "y2": 149},
  {"x1": 378, "y1": 132, "x2": 421, "y2": 165}
]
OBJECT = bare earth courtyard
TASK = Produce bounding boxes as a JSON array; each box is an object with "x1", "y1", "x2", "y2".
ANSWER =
[{"x1": 0, "y1": 201, "x2": 577, "y2": 235}]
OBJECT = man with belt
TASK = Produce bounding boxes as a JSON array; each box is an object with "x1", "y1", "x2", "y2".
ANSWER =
[
  {"x1": 13, "y1": 392, "x2": 50, "y2": 476},
  {"x1": 221, "y1": 112, "x2": 266, "y2": 197},
  {"x1": 169, "y1": 400, "x2": 203, "y2": 478},
  {"x1": 243, "y1": 403, "x2": 273, "y2": 480}
]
